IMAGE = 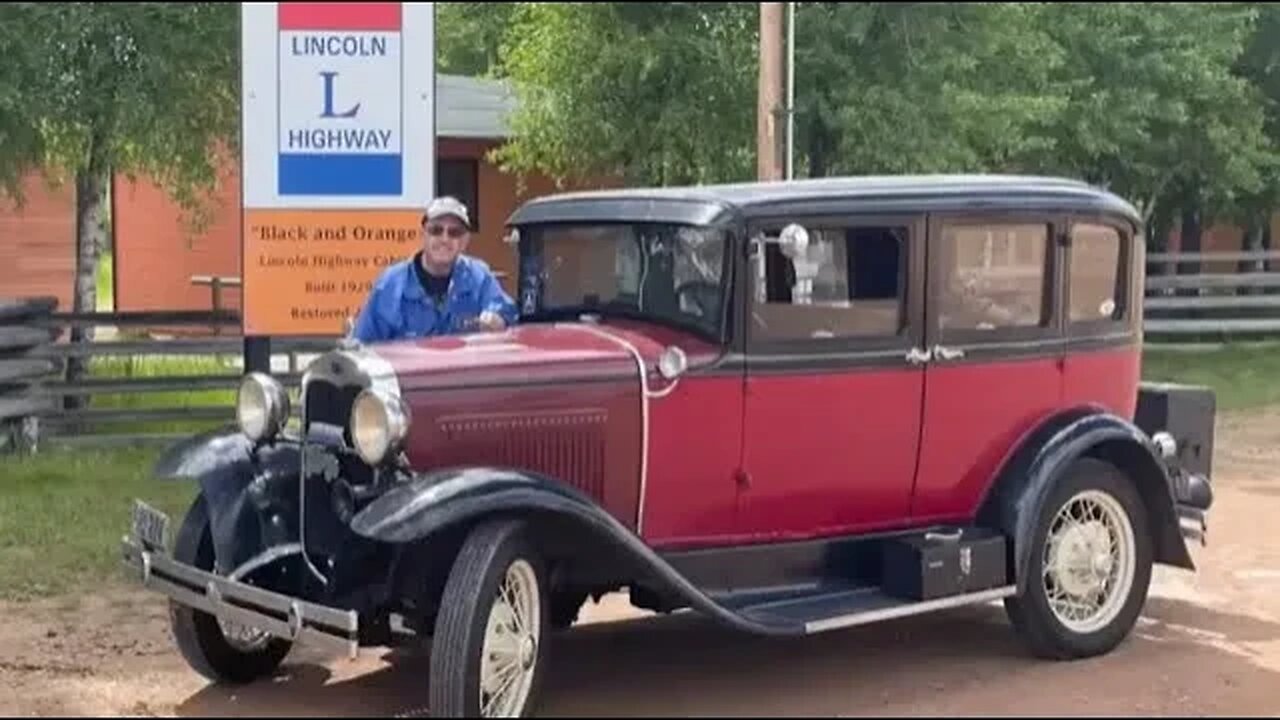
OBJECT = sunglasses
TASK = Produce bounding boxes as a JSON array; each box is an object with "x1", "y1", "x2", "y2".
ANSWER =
[{"x1": 425, "y1": 224, "x2": 467, "y2": 238}]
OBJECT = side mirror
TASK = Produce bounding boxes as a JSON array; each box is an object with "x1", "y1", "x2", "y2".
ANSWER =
[{"x1": 658, "y1": 345, "x2": 688, "y2": 380}]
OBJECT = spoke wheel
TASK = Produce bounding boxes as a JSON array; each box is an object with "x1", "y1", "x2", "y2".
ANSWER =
[
  {"x1": 168, "y1": 494, "x2": 293, "y2": 684},
  {"x1": 429, "y1": 520, "x2": 549, "y2": 718},
  {"x1": 1005, "y1": 458, "x2": 1153, "y2": 660},
  {"x1": 1041, "y1": 490, "x2": 1135, "y2": 634},
  {"x1": 479, "y1": 560, "x2": 542, "y2": 717}
]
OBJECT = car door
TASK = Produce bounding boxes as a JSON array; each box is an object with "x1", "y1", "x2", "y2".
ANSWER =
[
  {"x1": 911, "y1": 213, "x2": 1067, "y2": 523},
  {"x1": 737, "y1": 213, "x2": 928, "y2": 539}
]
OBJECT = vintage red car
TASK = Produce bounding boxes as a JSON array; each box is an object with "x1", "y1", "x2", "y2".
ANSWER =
[{"x1": 122, "y1": 175, "x2": 1215, "y2": 717}]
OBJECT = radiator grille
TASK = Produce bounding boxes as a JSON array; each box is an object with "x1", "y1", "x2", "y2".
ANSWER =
[{"x1": 437, "y1": 409, "x2": 608, "y2": 500}]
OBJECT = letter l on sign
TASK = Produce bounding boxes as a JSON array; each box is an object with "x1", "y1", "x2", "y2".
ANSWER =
[{"x1": 319, "y1": 71, "x2": 360, "y2": 118}]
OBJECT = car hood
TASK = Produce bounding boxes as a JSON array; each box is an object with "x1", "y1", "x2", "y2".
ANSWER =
[{"x1": 364, "y1": 321, "x2": 700, "y2": 391}]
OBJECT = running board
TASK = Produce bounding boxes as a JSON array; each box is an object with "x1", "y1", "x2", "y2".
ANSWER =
[{"x1": 735, "y1": 585, "x2": 1018, "y2": 635}]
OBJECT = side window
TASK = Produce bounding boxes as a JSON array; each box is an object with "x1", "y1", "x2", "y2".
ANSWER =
[
  {"x1": 938, "y1": 223, "x2": 1050, "y2": 332},
  {"x1": 1068, "y1": 223, "x2": 1125, "y2": 323},
  {"x1": 750, "y1": 224, "x2": 908, "y2": 342}
]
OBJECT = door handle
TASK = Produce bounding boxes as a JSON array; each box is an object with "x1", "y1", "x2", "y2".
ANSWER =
[
  {"x1": 932, "y1": 345, "x2": 966, "y2": 361},
  {"x1": 905, "y1": 347, "x2": 932, "y2": 365}
]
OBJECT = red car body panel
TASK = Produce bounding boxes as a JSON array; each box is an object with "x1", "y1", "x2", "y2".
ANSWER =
[
  {"x1": 372, "y1": 323, "x2": 1145, "y2": 548},
  {"x1": 1064, "y1": 345, "x2": 1142, "y2": 419},
  {"x1": 910, "y1": 355, "x2": 1064, "y2": 522},
  {"x1": 737, "y1": 366, "x2": 925, "y2": 540}
]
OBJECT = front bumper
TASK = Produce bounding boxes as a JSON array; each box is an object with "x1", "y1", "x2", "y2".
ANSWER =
[{"x1": 120, "y1": 535, "x2": 361, "y2": 659}]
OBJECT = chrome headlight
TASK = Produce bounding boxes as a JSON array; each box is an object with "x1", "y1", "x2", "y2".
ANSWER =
[
  {"x1": 237, "y1": 373, "x2": 289, "y2": 442},
  {"x1": 350, "y1": 388, "x2": 410, "y2": 465}
]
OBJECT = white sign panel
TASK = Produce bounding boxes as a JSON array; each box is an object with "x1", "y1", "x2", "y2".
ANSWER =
[{"x1": 241, "y1": 2, "x2": 435, "y2": 209}]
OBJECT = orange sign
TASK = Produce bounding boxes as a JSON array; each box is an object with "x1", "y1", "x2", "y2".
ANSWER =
[{"x1": 241, "y1": 208, "x2": 422, "y2": 336}]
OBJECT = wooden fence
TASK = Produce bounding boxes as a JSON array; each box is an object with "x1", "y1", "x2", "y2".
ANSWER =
[
  {"x1": 1143, "y1": 250, "x2": 1280, "y2": 341},
  {"x1": 0, "y1": 299, "x2": 338, "y2": 453}
]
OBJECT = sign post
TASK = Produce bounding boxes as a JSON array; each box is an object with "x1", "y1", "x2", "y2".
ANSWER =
[{"x1": 240, "y1": 2, "x2": 435, "y2": 341}]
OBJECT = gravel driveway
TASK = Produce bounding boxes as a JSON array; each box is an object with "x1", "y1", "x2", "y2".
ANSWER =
[{"x1": 2, "y1": 408, "x2": 1278, "y2": 717}]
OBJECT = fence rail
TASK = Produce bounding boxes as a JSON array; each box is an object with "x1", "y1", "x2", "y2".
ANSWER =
[
  {"x1": 1143, "y1": 249, "x2": 1280, "y2": 340},
  {"x1": 0, "y1": 299, "x2": 338, "y2": 453}
]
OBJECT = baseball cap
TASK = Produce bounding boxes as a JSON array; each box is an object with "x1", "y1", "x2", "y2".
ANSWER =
[{"x1": 423, "y1": 196, "x2": 471, "y2": 229}]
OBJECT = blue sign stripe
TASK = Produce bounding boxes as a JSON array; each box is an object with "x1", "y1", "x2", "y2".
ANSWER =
[{"x1": 278, "y1": 153, "x2": 403, "y2": 195}]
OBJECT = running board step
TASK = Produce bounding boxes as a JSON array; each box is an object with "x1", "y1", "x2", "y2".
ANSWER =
[{"x1": 738, "y1": 584, "x2": 1018, "y2": 635}]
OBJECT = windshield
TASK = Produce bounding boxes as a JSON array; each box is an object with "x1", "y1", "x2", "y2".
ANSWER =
[{"x1": 516, "y1": 222, "x2": 730, "y2": 337}]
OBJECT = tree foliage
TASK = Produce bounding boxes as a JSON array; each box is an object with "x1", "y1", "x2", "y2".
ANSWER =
[
  {"x1": 491, "y1": 2, "x2": 758, "y2": 186},
  {"x1": 0, "y1": 3, "x2": 239, "y2": 216},
  {"x1": 0, "y1": 2, "x2": 237, "y2": 392},
  {"x1": 436, "y1": 2, "x2": 518, "y2": 77},
  {"x1": 476, "y1": 1, "x2": 1280, "y2": 235}
]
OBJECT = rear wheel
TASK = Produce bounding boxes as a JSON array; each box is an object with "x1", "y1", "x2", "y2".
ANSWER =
[
  {"x1": 168, "y1": 494, "x2": 293, "y2": 684},
  {"x1": 429, "y1": 519, "x2": 550, "y2": 718},
  {"x1": 1005, "y1": 457, "x2": 1153, "y2": 659}
]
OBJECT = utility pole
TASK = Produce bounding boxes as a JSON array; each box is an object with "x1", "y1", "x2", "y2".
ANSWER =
[
  {"x1": 785, "y1": 1, "x2": 795, "y2": 180},
  {"x1": 757, "y1": 2, "x2": 784, "y2": 182}
]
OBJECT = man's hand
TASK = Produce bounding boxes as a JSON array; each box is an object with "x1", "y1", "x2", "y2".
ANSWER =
[{"x1": 477, "y1": 310, "x2": 506, "y2": 332}]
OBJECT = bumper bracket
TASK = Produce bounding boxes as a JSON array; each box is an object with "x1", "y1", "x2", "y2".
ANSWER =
[{"x1": 121, "y1": 536, "x2": 361, "y2": 659}]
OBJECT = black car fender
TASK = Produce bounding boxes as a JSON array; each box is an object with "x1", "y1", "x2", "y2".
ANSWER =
[
  {"x1": 978, "y1": 408, "x2": 1195, "y2": 595},
  {"x1": 153, "y1": 425, "x2": 302, "y2": 574},
  {"x1": 349, "y1": 467, "x2": 804, "y2": 637}
]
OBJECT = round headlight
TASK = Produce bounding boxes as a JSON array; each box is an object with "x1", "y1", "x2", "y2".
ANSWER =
[
  {"x1": 350, "y1": 388, "x2": 409, "y2": 465},
  {"x1": 237, "y1": 373, "x2": 289, "y2": 442}
]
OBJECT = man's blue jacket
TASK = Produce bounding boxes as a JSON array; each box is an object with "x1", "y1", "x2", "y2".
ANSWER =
[{"x1": 350, "y1": 254, "x2": 519, "y2": 343}]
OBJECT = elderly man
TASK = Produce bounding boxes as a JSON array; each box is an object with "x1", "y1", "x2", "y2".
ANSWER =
[{"x1": 350, "y1": 196, "x2": 518, "y2": 343}]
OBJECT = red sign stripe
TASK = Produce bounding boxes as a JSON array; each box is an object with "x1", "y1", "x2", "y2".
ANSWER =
[{"x1": 278, "y1": 2, "x2": 401, "y2": 31}]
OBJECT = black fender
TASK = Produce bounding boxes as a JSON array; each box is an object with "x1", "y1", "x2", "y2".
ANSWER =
[
  {"x1": 153, "y1": 425, "x2": 302, "y2": 574},
  {"x1": 349, "y1": 467, "x2": 805, "y2": 637},
  {"x1": 977, "y1": 408, "x2": 1196, "y2": 595}
]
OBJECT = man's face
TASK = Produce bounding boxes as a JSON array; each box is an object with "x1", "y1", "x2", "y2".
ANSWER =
[{"x1": 422, "y1": 214, "x2": 469, "y2": 268}]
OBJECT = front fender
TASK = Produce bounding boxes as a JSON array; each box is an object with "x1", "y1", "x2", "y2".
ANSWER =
[
  {"x1": 153, "y1": 426, "x2": 301, "y2": 574},
  {"x1": 349, "y1": 467, "x2": 804, "y2": 637},
  {"x1": 981, "y1": 410, "x2": 1195, "y2": 595}
]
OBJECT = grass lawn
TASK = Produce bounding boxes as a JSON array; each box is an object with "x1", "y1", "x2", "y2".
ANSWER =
[
  {"x1": 1142, "y1": 342, "x2": 1280, "y2": 412},
  {"x1": 84, "y1": 354, "x2": 239, "y2": 436},
  {"x1": 1, "y1": 342, "x2": 1275, "y2": 603},
  {"x1": 0, "y1": 446, "x2": 195, "y2": 601}
]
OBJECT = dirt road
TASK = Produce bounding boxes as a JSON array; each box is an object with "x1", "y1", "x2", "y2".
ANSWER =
[{"x1": 3, "y1": 409, "x2": 1278, "y2": 717}]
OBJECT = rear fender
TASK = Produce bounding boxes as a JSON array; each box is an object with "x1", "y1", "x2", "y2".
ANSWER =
[
  {"x1": 153, "y1": 426, "x2": 302, "y2": 574},
  {"x1": 977, "y1": 410, "x2": 1195, "y2": 594},
  {"x1": 349, "y1": 467, "x2": 803, "y2": 636}
]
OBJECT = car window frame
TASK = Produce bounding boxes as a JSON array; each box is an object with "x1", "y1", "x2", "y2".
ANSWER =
[
  {"x1": 1061, "y1": 214, "x2": 1136, "y2": 340},
  {"x1": 740, "y1": 212, "x2": 927, "y2": 360},
  {"x1": 925, "y1": 211, "x2": 1065, "y2": 353}
]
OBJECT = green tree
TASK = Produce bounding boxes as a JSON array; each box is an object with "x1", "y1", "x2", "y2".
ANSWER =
[
  {"x1": 1230, "y1": 2, "x2": 1280, "y2": 269},
  {"x1": 1028, "y1": 2, "x2": 1274, "y2": 243},
  {"x1": 0, "y1": 2, "x2": 238, "y2": 390},
  {"x1": 436, "y1": 2, "x2": 519, "y2": 77},
  {"x1": 793, "y1": 3, "x2": 1065, "y2": 178},
  {"x1": 492, "y1": 2, "x2": 758, "y2": 187}
]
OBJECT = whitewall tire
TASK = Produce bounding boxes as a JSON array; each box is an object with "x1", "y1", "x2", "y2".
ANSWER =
[{"x1": 1005, "y1": 457, "x2": 1154, "y2": 659}]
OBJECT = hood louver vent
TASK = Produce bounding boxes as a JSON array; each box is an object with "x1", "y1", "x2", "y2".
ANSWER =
[{"x1": 436, "y1": 409, "x2": 609, "y2": 500}]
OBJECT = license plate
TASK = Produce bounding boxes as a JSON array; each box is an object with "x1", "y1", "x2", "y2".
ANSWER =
[{"x1": 131, "y1": 500, "x2": 171, "y2": 552}]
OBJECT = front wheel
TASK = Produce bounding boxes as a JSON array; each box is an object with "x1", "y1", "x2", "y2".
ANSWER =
[
  {"x1": 429, "y1": 519, "x2": 550, "y2": 718},
  {"x1": 1005, "y1": 457, "x2": 1154, "y2": 660},
  {"x1": 168, "y1": 494, "x2": 293, "y2": 684}
]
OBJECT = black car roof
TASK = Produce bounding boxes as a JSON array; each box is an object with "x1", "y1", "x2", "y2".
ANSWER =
[{"x1": 506, "y1": 174, "x2": 1144, "y2": 229}]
